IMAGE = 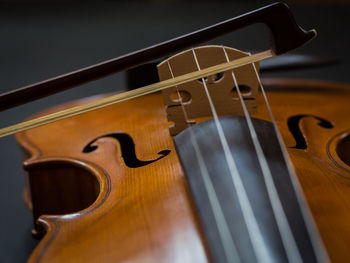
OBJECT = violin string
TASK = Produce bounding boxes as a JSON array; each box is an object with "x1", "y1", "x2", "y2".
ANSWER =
[
  {"x1": 250, "y1": 59, "x2": 330, "y2": 263},
  {"x1": 191, "y1": 48, "x2": 272, "y2": 263},
  {"x1": 166, "y1": 61, "x2": 241, "y2": 263},
  {"x1": 0, "y1": 50, "x2": 274, "y2": 138},
  {"x1": 222, "y1": 46, "x2": 302, "y2": 263}
]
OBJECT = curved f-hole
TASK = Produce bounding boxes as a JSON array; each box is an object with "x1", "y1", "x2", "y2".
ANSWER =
[
  {"x1": 336, "y1": 133, "x2": 350, "y2": 166},
  {"x1": 231, "y1": 85, "x2": 252, "y2": 99},
  {"x1": 170, "y1": 90, "x2": 191, "y2": 104},
  {"x1": 288, "y1": 115, "x2": 334, "y2": 150},
  {"x1": 83, "y1": 133, "x2": 171, "y2": 168}
]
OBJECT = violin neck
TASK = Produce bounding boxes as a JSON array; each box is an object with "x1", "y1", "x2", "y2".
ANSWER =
[{"x1": 174, "y1": 116, "x2": 328, "y2": 263}]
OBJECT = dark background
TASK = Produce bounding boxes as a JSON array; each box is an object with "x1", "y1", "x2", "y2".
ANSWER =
[{"x1": 0, "y1": 1, "x2": 349, "y2": 262}]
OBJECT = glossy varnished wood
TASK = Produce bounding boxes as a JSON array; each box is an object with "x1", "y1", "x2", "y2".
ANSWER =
[
  {"x1": 258, "y1": 79, "x2": 350, "y2": 263},
  {"x1": 17, "y1": 93, "x2": 208, "y2": 262},
  {"x1": 16, "y1": 78, "x2": 350, "y2": 262}
]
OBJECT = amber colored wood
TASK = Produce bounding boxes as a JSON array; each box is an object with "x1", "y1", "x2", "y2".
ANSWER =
[
  {"x1": 257, "y1": 78, "x2": 350, "y2": 263},
  {"x1": 16, "y1": 78, "x2": 350, "y2": 262},
  {"x1": 0, "y1": 50, "x2": 273, "y2": 138},
  {"x1": 158, "y1": 45, "x2": 258, "y2": 135},
  {"x1": 17, "y1": 93, "x2": 209, "y2": 262}
]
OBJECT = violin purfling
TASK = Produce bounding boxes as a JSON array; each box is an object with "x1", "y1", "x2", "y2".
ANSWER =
[{"x1": 3, "y1": 2, "x2": 350, "y2": 263}]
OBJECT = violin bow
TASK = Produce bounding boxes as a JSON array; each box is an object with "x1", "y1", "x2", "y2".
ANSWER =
[{"x1": 0, "y1": 2, "x2": 316, "y2": 138}]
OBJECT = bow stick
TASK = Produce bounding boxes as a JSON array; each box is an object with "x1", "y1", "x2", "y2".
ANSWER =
[{"x1": 0, "y1": 2, "x2": 316, "y2": 138}]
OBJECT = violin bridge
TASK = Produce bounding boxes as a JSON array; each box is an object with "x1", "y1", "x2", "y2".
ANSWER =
[{"x1": 157, "y1": 45, "x2": 259, "y2": 136}]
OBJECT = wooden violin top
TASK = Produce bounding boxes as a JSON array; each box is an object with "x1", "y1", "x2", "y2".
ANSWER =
[
  {"x1": 1, "y1": 2, "x2": 350, "y2": 262},
  {"x1": 16, "y1": 78, "x2": 350, "y2": 262}
]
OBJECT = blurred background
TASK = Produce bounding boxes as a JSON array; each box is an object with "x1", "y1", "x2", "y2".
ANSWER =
[{"x1": 0, "y1": 0, "x2": 349, "y2": 262}]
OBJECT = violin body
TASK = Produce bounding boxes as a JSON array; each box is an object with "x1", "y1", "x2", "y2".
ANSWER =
[
  {"x1": 17, "y1": 77, "x2": 350, "y2": 262},
  {"x1": 18, "y1": 90, "x2": 208, "y2": 262},
  {"x1": 0, "y1": 3, "x2": 346, "y2": 262}
]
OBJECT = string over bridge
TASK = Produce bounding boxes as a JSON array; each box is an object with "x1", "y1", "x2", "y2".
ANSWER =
[
  {"x1": 0, "y1": 2, "x2": 315, "y2": 112},
  {"x1": 158, "y1": 46, "x2": 259, "y2": 135}
]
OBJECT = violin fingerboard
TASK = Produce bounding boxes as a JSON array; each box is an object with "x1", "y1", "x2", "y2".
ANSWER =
[{"x1": 174, "y1": 116, "x2": 327, "y2": 263}]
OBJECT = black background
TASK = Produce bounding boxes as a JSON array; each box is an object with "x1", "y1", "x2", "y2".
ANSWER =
[{"x1": 0, "y1": 1, "x2": 349, "y2": 262}]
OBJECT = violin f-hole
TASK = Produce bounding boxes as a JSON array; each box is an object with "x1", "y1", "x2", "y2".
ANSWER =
[
  {"x1": 287, "y1": 114, "x2": 334, "y2": 150},
  {"x1": 82, "y1": 133, "x2": 170, "y2": 168}
]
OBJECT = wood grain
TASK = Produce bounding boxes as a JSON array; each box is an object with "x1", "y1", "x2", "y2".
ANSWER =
[
  {"x1": 16, "y1": 78, "x2": 350, "y2": 262},
  {"x1": 17, "y1": 93, "x2": 208, "y2": 263},
  {"x1": 0, "y1": 50, "x2": 273, "y2": 138}
]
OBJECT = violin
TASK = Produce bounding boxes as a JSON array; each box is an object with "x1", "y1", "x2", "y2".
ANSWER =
[{"x1": 1, "y1": 2, "x2": 349, "y2": 262}]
